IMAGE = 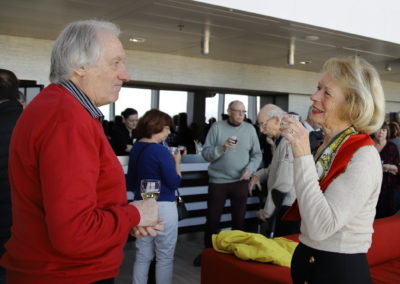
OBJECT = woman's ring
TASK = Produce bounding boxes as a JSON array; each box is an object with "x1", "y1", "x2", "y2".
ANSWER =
[{"x1": 289, "y1": 128, "x2": 295, "y2": 135}]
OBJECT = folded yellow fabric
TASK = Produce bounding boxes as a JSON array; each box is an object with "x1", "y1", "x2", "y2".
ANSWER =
[{"x1": 212, "y1": 230, "x2": 298, "y2": 268}]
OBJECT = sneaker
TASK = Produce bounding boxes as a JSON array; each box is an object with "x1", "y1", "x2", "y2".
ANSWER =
[{"x1": 193, "y1": 254, "x2": 202, "y2": 267}]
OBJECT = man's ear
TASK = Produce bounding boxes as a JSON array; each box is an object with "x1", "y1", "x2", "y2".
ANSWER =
[{"x1": 73, "y1": 65, "x2": 86, "y2": 77}]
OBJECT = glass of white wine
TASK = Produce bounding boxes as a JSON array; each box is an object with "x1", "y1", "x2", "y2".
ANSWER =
[{"x1": 140, "y1": 179, "x2": 161, "y2": 200}]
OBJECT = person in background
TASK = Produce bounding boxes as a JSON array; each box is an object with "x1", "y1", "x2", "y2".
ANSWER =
[
  {"x1": 373, "y1": 122, "x2": 399, "y2": 218},
  {"x1": 0, "y1": 69, "x2": 23, "y2": 284},
  {"x1": 175, "y1": 112, "x2": 196, "y2": 154},
  {"x1": 127, "y1": 109, "x2": 182, "y2": 284},
  {"x1": 248, "y1": 104, "x2": 299, "y2": 237},
  {"x1": 388, "y1": 121, "x2": 400, "y2": 154},
  {"x1": 282, "y1": 56, "x2": 385, "y2": 283},
  {"x1": 388, "y1": 121, "x2": 400, "y2": 210},
  {"x1": 111, "y1": 107, "x2": 139, "y2": 155},
  {"x1": 194, "y1": 100, "x2": 262, "y2": 266},
  {"x1": 0, "y1": 20, "x2": 161, "y2": 284},
  {"x1": 302, "y1": 106, "x2": 324, "y2": 153}
]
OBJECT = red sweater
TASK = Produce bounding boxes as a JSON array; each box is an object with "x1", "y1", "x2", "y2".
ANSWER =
[{"x1": 1, "y1": 84, "x2": 140, "y2": 284}]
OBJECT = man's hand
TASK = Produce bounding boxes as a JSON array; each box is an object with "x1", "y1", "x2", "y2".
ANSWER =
[
  {"x1": 130, "y1": 199, "x2": 158, "y2": 227},
  {"x1": 222, "y1": 137, "x2": 237, "y2": 152},
  {"x1": 256, "y1": 209, "x2": 267, "y2": 222},
  {"x1": 130, "y1": 221, "x2": 164, "y2": 238},
  {"x1": 239, "y1": 168, "x2": 250, "y2": 181},
  {"x1": 248, "y1": 175, "x2": 261, "y2": 196}
]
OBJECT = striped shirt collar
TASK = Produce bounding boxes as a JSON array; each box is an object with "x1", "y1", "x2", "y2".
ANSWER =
[{"x1": 60, "y1": 80, "x2": 104, "y2": 122}]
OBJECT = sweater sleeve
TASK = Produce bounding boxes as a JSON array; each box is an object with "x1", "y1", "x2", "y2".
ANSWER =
[
  {"x1": 39, "y1": 119, "x2": 139, "y2": 256},
  {"x1": 245, "y1": 126, "x2": 262, "y2": 174},
  {"x1": 269, "y1": 139, "x2": 294, "y2": 194},
  {"x1": 295, "y1": 146, "x2": 382, "y2": 241},
  {"x1": 201, "y1": 123, "x2": 225, "y2": 162},
  {"x1": 157, "y1": 146, "x2": 181, "y2": 190}
]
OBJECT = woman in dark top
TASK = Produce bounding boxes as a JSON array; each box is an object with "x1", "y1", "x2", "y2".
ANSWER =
[
  {"x1": 0, "y1": 69, "x2": 23, "y2": 284},
  {"x1": 373, "y1": 122, "x2": 400, "y2": 218},
  {"x1": 127, "y1": 109, "x2": 181, "y2": 284},
  {"x1": 110, "y1": 108, "x2": 138, "y2": 155}
]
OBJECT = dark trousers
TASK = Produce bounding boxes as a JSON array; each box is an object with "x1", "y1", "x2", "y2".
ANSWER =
[
  {"x1": 291, "y1": 243, "x2": 372, "y2": 284},
  {"x1": 204, "y1": 180, "x2": 248, "y2": 248},
  {"x1": 92, "y1": 278, "x2": 114, "y2": 284}
]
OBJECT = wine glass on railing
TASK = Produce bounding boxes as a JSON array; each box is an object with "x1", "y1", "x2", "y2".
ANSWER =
[{"x1": 140, "y1": 179, "x2": 161, "y2": 200}]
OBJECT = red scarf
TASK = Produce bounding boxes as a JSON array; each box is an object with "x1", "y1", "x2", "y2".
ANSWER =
[{"x1": 282, "y1": 133, "x2": 374, "y2": 221}]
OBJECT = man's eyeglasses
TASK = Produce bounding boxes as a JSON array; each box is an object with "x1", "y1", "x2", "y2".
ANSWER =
[
  {"x1": 230, "y1": 108, "x2": 247, "y2": 114},
  {"x1": 257, "y1": 121, "x2": 269, "y2": 128}
]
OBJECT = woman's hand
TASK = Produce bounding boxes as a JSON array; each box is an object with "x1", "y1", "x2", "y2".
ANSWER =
[
  {"x1": 382, "y1": 163, "x2": 398, "y2": 175},
  {"x1": 280, "y1": 117, "x2": 311, "y2": 158},
  {"x1": 172, "y1": 149, "x2": 182, "y2": 164}
]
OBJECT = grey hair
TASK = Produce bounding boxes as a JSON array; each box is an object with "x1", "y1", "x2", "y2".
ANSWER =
[{"x1": 49, "y1": 20, "x2": 121, "y2": 83}]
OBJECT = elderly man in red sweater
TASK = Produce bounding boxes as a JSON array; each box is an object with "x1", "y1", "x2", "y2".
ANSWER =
[{"x1": 0, "y1": 20, "x2": 161, "y2": 284}]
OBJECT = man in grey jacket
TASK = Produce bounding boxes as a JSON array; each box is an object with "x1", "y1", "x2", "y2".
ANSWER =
[
  {"x1": 201, "y1": 100, "x2": 262, "y2": 249},
  {"x1": 249, "y1": 104, "x2": 299, "y2": 237}
]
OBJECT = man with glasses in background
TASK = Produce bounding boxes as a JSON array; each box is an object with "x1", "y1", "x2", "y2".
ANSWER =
[
  {"x1": 194, "y1": 100, "x2": 262, "y2": 266},
  {"x1": 248, "y1": 104, "x2": 299, "y2": 238}
]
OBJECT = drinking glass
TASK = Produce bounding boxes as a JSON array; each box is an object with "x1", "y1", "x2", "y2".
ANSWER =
[
  {"x1": 140, "y1": 179, "x2": 161, "y2": 200},
  {"x1": 177, "y1": 145, "x2": 186, "y2": 155},
  {"x1": 280, "y1": 113, "x2": 300, "y2": 126}
]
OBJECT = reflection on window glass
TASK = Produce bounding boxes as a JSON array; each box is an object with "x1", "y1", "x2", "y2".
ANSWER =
[
  {"x1": 205, "y1": 93, "x2": 219, "y2": 122},
  {"x1": 225, "y1": 94, "x2": 248, "y2": 112},
  {"x1": 115, "y1": 88, "x2": 152, "y2": 118},
  {"x1": 159, "y1": 90, "x2": 187, "y2": 117},
  {"x1": 99, "y1": 105, "x2": 110, "y2": 121}
]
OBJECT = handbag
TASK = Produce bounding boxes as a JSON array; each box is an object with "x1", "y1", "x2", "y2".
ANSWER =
[{"x1": 177, "y1": 188, "x2": 189, "y2": 220}]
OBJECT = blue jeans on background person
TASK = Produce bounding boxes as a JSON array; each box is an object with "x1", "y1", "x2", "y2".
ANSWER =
[{"x1": 133, "y1": 201, "x2": 178, "y2": 284}]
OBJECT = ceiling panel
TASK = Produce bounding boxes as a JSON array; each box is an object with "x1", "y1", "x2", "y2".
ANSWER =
[{"x1": 0, "y1": 0, "x2": 399, "y2": 82}]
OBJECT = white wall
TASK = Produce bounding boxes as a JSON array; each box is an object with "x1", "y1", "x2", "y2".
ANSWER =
[{"x1": 1, "y1": 34, "x2": 399, "y2": 111}]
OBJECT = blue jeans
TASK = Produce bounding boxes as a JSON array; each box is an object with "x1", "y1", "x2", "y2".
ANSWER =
[{"x1": 133, "y1": 202, "x2": 178, "y2": 284}]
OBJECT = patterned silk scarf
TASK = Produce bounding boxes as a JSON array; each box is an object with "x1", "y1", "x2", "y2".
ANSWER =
[{"x1": 314, "y1": 127, "x2": 357, "y2": 182}]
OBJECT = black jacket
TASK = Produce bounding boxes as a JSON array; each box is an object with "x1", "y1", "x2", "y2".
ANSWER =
[{"x1": 0, "y1": 100, "x2": 22, "y2": 257}]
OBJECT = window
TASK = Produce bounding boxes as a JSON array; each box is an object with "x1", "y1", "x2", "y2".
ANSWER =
[
  {"x1": 205, "y1": 93, "x2": 219, "y2": 122},
  {"x1": 115, "y1": 87, "x2": 152, "y2": 118},
  {"x1": 99, "y1": 104, "x2": 110, "y2": 121},
  {"x1": 159, "y1": 90, "x2": 187, "y2": 117}
]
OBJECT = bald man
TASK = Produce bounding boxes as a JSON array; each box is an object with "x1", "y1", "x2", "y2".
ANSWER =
[
  {"x1": 249, "y1": 104, "x2": 299, "y2": 237},
  {"x1": 201, "y1": 100, "x2": 262, "y2": 249}
]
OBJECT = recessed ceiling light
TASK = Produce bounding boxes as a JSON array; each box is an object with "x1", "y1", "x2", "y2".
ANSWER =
[
  {"x1": 304, "y1": 35, "x2": 319, "y2": 41},
  {"x1": 299, "y1": 60, "x2": 312, "y2": 65},
  {"x1": 129, "y1": 37, "x2": 146, "y2": 43}
]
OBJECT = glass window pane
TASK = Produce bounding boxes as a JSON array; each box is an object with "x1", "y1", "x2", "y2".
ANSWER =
[
  {"x1": 205, "y1": 93, "x2": 219, "y2": 122},
  {"x1": 115, "y1": 87, "x2": 152, "y2": 118},
  {"x1": 159, "y1": 90, "x2": 187, "y2": 117},
  {"x1": 224, "y1": 94, "x2": 248, "y2": 112},
  {"x1": 99, "y1": 104, "x2": 110, "y2": 121}
]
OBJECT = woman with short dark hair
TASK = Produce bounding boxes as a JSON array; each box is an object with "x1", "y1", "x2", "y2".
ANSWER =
[{"x1": 127, "y1": 109, "x2": 182, "y2": 284}]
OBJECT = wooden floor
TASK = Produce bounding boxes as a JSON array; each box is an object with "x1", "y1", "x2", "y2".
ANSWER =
[{"x1": 116, "y1": 233, "x2": 203, "y2": 284}]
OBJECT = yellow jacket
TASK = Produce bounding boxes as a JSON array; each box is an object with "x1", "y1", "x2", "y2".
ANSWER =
[{"x1": 212, "y1": 230, "x2": 298, "y2": 268}]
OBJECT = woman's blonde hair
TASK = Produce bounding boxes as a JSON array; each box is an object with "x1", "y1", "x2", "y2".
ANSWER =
[{"x1": 322, "y1": 56, "x2": 385, "y2": 134}]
